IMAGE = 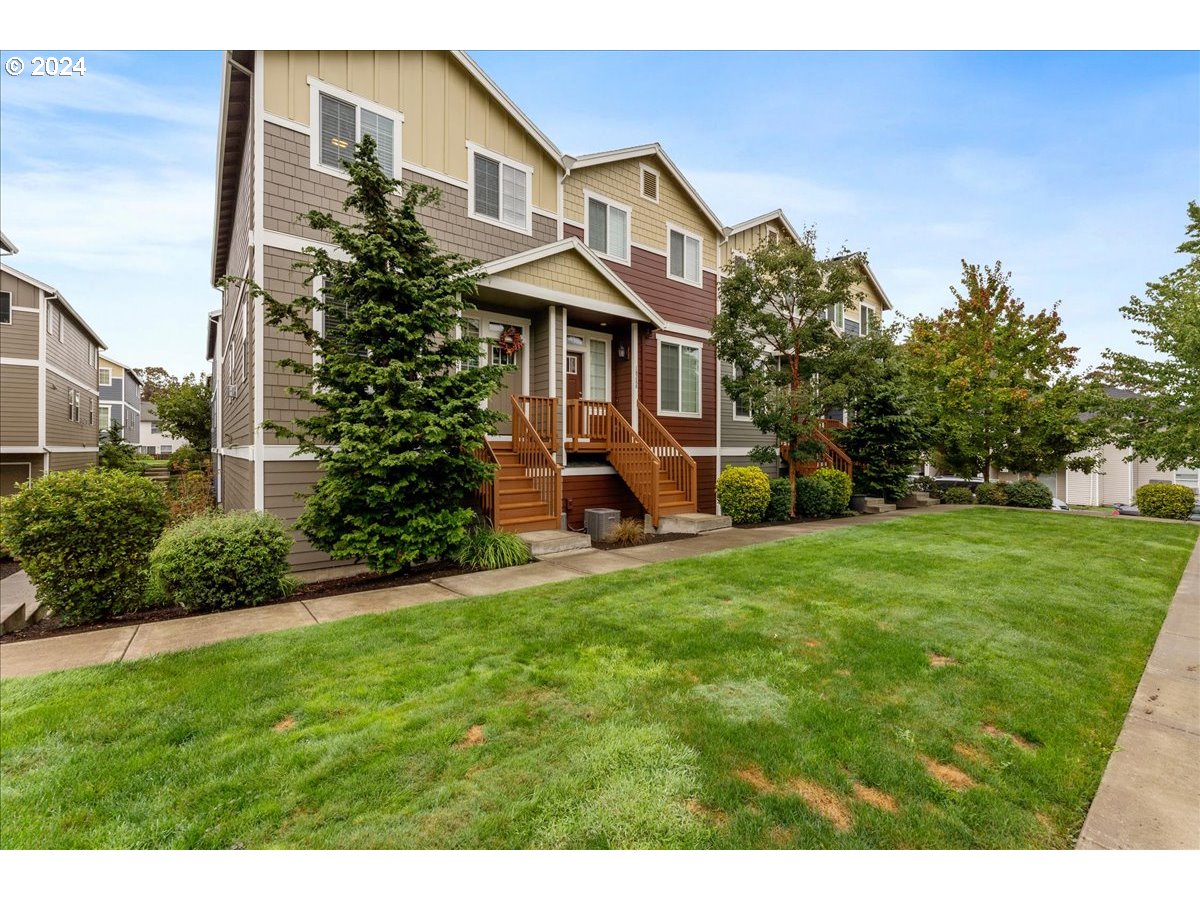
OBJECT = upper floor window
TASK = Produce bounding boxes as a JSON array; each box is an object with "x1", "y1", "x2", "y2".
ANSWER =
[
  {"x1": 860, "y1": 305, "x2": 874, "y2": 335},
  {"x1": 309, "y1": 78, "x2": 400, "y2": 180},
  {"x1": 731, "y1": 363, "x2": 751, "y2": 420},
  {"x1": 88, "y1": 344, "x2": 97, "y2": 367},
  {"x1": 585, "y1": 194, "x2": 630, "y2": 263},
  {"x1": 658, "y1": 337, "x2": 701, "y2": 418},
  {"x1": 46, "y1": 303, "x2": 54, "y2": 335},
  {"x1": 825, "y1": 302, "x2": 844, "y2": 328},
  {"x1": 468, "y1": 144, "x2": 531, "y2": 235},
  {"x1": 99, "y1": 367, "x2": 112, "y2": 386},
  {"x1": 668, "y1": 227, "x2": 702, "y2": 286},
  {"x1": 0, "y1": 291, "x2": 11, "y2": 325}
]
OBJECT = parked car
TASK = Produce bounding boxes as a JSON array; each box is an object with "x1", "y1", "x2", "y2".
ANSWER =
[
  {"x1": 1051, "y1": 498, "x2": 1069, "y2": 512},
  {"x1": 933, "y1": 477, "x2": 983, "y2": 493},
  {"x1": 1114, "y1": 502, "x2": 1200, "y2": 521}
]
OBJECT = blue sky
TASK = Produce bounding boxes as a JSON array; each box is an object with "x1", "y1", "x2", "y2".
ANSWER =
[{"x1": 1, "y1": 50, "x2": 1196, "y2": 375}]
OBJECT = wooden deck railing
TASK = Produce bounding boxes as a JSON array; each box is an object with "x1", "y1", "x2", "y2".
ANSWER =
[
  {"x1": 637, "y1": 402, "x2": 697, "y2": 510},
  {"x1": 566, "y1": 398, "x2": 611, "y2": 451},
  {"x1": 516, "y1": 395, "x2": 558, "y2": 450},
  {"x1": 475, "y1": 440, "x2": 500, "y2": 525},
  {"x1": 813, "y1": 425, "x2": 853, "y2": 477},
  {"x1": 512, "y1": 396, "x2": 561, "y2": 525}
]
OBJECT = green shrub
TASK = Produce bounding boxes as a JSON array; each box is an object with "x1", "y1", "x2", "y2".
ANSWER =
[
  {"x1": 452, "y1": 525, "x2": 530, "y2": 570},
  {"x1": 169, "y1": 445, "x2": 208, "y2": 474},
  {"x1": 941, "y1": 486, "x2": 975, "y2": 505},
  {"x1": 1135, "y1": 483, "x2": 1197, "y2": 520},
  {"x1": 0, "y1": 468, "x2": 168, "y2": 624},
  {"x1": 912, "y1": 474, "x2": 941, "y2": 499},
  {"x1": 1005, "y1": 480, "x2": 1053, "y2": 509},
  {"x1": 765, "y1": 477, "x2": 793, "y2": 521},
  {"x1": 150, "y1": 511, "x2": 294, "y2": 612},
  {"x1": 810, "y1": 467, "x2": 853, "y2": 513},
  {"x1": 975, "y1": 482, "x2": 1008, "y2": 506},
  {"x1": 716, "y1": 466, "x2": 771, "y2": 524},
  {"x1": 794, "y1": 476, "x2": 836, "y2": 518}
]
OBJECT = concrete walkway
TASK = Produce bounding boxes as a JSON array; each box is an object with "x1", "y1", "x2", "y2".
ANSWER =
[
  {"x1": 1078, "y1": 535, "x2": 1200, "y2": 849},
  {"x1": 0, "y1": 505, "x2": 952, "y2": 679}
]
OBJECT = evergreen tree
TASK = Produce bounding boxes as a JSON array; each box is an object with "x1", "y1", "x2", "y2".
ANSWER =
[{"x1": 230, "y1": 136, "x2": 506, "y2": 572}]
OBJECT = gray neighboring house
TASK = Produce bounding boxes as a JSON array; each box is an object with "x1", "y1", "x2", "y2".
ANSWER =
[
  {"x1": 97, "y1": 354, "x2": 142, "y2": 443},
  {"x1": 139, "y1": 400, "x2": 189, "y2": 457}
]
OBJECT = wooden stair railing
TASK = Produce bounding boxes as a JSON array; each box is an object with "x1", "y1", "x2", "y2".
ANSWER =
[
  {"x1": 812, "y1": 424, "x2": 853, "y2": 477},
  {"x1": 603, "y1": 403, "x2": 663, "y2": 525},
  {"x1": 566, "y1": 398, "x2": 611, "y2": 451},
  {"x1": 475, "y1": 440, "x2": 500, "y2": 525},
  {"x1": 516, "y1": 395, "x2": 558, "y2": 450},
  {"x1": 511, "y1": 395, "x2": 561, "y2": 526},
  {"x1": 637, "y1": 402, "x2": 698, "y2": 511}
]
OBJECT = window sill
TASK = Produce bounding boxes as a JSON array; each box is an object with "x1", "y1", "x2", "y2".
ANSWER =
[
  {"x1": 666, "y1": 271, "x2": 704, "y2": 289},
  {"x1": 467, "y1": 209, "x2": 533, "y2": 238}
]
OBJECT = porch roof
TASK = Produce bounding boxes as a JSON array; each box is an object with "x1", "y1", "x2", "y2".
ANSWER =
[{"x1": 478, "y1": 238, "x2": 666, "y2": 329}]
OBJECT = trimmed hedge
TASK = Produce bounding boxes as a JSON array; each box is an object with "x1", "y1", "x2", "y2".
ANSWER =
[
  {"x1": 1005, "y1": 480, "x2": 1053, "y2": 509},
  {"x1": 941, "y1": 486, "x2": 975, "y2": 505},
  {"x1": 794, "y1": 476, "x2": 837, "y2": 518},
  {"x1": 766, "y1": 477, "x2": 793, "y2": 521},
  {"x1": 716, "y1": 466, "x2": 771, "y2": 524},
  {"x1": 975, "y1": 482, "x2": 1008, "y2": 506},
  {"x1": 0, "y1": 468, "x2": 168, "y2": 624},
  {"x1": 150, "y1": 511, "x2": 294, "y2": 612},
  {"x1": 1135, "y1": 483, "x2": 1196, "y2": 520},
  {"x1": 810, "y1": 468, "x2": 853, "y2": 513}
]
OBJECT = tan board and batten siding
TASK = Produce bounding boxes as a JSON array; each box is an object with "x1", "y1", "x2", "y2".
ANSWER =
[
  {"x1": 260, "y1": 51, "x2": 559, "y2": 213},
  {"x1": 0, "y1": 270, "x2": 40, "y2": 359}
]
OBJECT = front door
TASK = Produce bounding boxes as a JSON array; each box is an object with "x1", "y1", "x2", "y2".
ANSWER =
[{"x1": 566, "y1": 352, "x2": 584, "y2": 442}]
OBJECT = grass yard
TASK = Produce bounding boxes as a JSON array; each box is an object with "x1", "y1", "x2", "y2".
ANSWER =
[{"x1": 1, "y1": 509, "x2": 1194, "y2": 849}]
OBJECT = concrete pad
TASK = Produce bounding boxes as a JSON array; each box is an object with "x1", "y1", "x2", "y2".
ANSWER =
[
  {"x1": 1128, "y1": 671, "x2": 1200, "y2": 736},
  {"x1": 431, "y1": 561, "x2": 581, "y2": 597},
  {"x1": 519, "y1": 529, "x2": 591, "y2": 557},
  {"x1": 0, "y1": 625, "x2": 138, "y2": 679},
  {"x1": 656, "y1": 513, "x2": 733, "y2": 535},
  {"x1": 1076, "y1": 717, "x2": 1200, "y2": 849},
  {"x1": 302, "y1": 583, "x2": 458, "y2": 623},
  {"x1": 546, "y1": 550, "x2": 648, "y2": 575},
  {"x1": 607, "y1": 540, "x2": 712, "y2": 563},
  {"x1": 123, "y1": 602, "x2": 317, "y2": 661}
]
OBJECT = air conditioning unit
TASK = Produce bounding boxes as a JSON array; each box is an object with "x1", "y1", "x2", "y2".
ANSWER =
[{"x1": 584, "y1": 507, "x2": 620, "y2": 542}]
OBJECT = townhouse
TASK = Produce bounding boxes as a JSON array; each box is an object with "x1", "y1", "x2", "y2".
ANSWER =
[
  {"x1": 139, "y1": 401, "x2": 189, "y2": 457},
  {"x1": 98, "y1": 353, "x2": 143, "y2": 441},
  {"x1": 207, "y1": 51, "x2": 894, "y2": 569},
  {"x1": 1, "y1": 232, "x2": 106, "y2": 495}
]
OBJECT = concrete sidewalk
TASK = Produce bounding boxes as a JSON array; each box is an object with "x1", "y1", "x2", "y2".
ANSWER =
[
  {"x1": 1077, "y1": 535, "x2": 1200, "y2": 849},
  {"x1": 0, "y1": 505, "x2": 950, "y2": 679}
]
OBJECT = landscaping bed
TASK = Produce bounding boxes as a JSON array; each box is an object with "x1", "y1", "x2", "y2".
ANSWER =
[
  {"x1": 591, "y1": 532, "x2": 695, "y2": 551},
  {"x1": 2, "y1": 509, "x2": 1195, "y2": 849}
]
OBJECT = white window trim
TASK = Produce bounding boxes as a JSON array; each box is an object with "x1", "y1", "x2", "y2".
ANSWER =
[
  {"x1": 567, "y1": 326, "x2": 612, "y2": 402},
  {"x1": 666, "y1": 223, "x2": 704, "y2": 287},
  {"x1": 639, "y1": 163, "x2": 661, "y2": 204},
  {"x1": 307, "y1": 76, "x2": 404, "y2": 182},
  {"x1": 98, "y1": 367, "x2": 112, "y2": 386},
  {"x1": 466, "y1": 141, "x2": 534, "y2": 237},
  {"x1": 466, "y1": 310, "x2": 532, "y2": 395},
  {"x1": 582, "y1": 190, "x2": 632, "y2": 265},
  {"x1": 0, "y1": 291, "x2": 10, "y2": 326},
  {"x1": 730, "y1": 362, "x2": 753, "y2": 422},
  {"x1": 656, "y1": 333, "x2": 703, "y2": 419}
]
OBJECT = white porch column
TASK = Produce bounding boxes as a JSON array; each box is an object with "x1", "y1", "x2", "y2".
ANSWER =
[{"x1": 630, "y1": 321, "x2": 639, "y2": 431}]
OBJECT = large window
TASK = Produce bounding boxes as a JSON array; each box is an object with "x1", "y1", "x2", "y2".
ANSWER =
[
  {"x1": 99, "y1": 367, "x2": 111, "y2": 386},
  {"x1": 731, "y1": 364, "x2": 751, "y2": 420},
  {"x1": 668, "y1": 228, "x2": 702, "y2": 285},
  {"x1": 310, "y1": 79, "x2": 400, "y2": 179},
  {"x1": 860, "y1": 304, "x2": 874, "y2": 335},
  {"x1": 659, "y1": 338, "x2": 701, "y2": 417},
  {"x1": 469, "y1": 145, "x2": 531, "y2": 234},
  {"x1": 588, "y1": 338, "x2": 607, "y2": 400},
  {"x1": 0, "y1": 291, "x2": 10, "y2": 325},
  {"x1": 585, "y1": 194, "x2": 630, "y2": 262},
  {"x1": 99, "y1": 404, "x2": 110, "y2": 431}
]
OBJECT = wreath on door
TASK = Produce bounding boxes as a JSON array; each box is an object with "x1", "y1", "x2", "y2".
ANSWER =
[{"x1": 497, "y1": 326, "x2": 524, "y2": 356}]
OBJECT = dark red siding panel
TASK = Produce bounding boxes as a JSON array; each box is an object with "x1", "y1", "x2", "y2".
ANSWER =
[
  {"x1": 563, "y1": 474, "x2": 644, "y2": 529},
  {"x1": 696, "y1": 457, "x2": 717, "y2": 514},
  {"x1": 638, "y1": 333, "x2": 717, "y2": 446}
]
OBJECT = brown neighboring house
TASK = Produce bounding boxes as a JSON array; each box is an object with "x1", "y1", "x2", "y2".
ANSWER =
[
  {"x1": 1, "y1": 232, "x2": 106, "y2": 495},
  {"x1": 206, "y1": 51, "x2": 896, "y2": 570}
]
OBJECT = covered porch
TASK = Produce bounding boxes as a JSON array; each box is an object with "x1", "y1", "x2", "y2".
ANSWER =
[{"x1": 472, "y1": 239, "x2": 698, "y2": 531}]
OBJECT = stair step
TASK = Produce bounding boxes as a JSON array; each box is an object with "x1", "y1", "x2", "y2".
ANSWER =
[
  {"x1": 657, "y1": 512, "x2": 730, "y2": 534},
  {"x1": 496, "y1": 514, "x2": 561, "y2": 533},
  {"x1": 515, "y1": 528, "x2": 591, "y2": 557}
]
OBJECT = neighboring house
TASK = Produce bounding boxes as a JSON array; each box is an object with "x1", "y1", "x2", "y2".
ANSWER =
[
  {"x1": 97, "y1": 355, "x2": 143, "y2": 444},
  {"x1": 0, "y1": 234, "x2": 106, "y2": 495},
  {"x1": 206, "y1": 51, "x2": 895, "y2": 570},
  {"x1": 139, "y1": 401, "x2": 189, "y2": 457},
  {"x1": 714, "y1": 212, "x2": 893, "y2": 477}
]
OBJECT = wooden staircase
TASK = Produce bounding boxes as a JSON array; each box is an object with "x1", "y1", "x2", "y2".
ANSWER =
[
  {"x1": 477, "y1": 397, "x2": 562, "y2": 534},
  {"x1": 797, "y1": 417, "x2": 854, "y2": 478}
]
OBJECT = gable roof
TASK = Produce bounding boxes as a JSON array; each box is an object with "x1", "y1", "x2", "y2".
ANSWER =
[
  {"x1": 0, "y1": 231, "x2": 17, "y2": 255},
  {"x1": 1, "y1": 262, "x2": 107, "y2": 347},
  {"x1": 99, "y1": 353, "x2": 143, "y2": 383},
  {"x1": 725, "y1": 209, "x2": 802, "y2": 245},
  {"x1": 480, "y1": 238, "x2": 667, "y2": 328},
  {"x1": 451, "y1": 52, "x2": 564, "y2": 165},
  {"x1": 832, "y1": 252, "x2": 893, "y2": 311},
  {"x1": 563, "y1": 143, "x2": 724, "y2": 236}
]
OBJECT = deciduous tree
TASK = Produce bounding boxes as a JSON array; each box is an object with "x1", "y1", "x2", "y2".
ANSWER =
[{"x1": 154, "y1": 375, "x2": 213, "y2": 452}]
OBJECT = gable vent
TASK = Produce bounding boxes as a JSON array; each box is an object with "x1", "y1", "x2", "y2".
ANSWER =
[{"x1": 641, "y1": 167, "x2": 658, "y2": 201}]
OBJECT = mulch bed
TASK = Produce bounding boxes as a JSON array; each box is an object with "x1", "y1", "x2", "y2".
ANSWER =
[
  {"x1": 735, "y1": 513, "x2": 860, "y2": 529},
  {"x1": 591, "y1": 532, "x2": 695, "y2": 551},
  {"x1": 0, "y1": 560, "x2": 476, "y2": 645},
  {"x1": 0, "y1": 559, "x2": 20, "y2": 581}
]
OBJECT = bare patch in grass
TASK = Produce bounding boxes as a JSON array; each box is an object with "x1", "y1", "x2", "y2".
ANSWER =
[
  {"x1": 455, "y1": 725, "x2": 486, "y2": 748},
  {"x1": 918, "y1": 754, "x2": 976, "y2": 791},
  {"x1": 852, "y1": 782, "x2": 898, "y2": 813},
  {"x1": 685, "y1": 798, "x2": 729, "y2": 825},
  {"x1": 927, "y1": 652, "x2": 957, "y2": 668},
  {"x1": 834, "y1": 668, "x2": 852, "y2": 677},
  {"x1": 768, "y1": 824, "x2": 795, "y2": 847},
  {"x1": 802, "y1": 638, "x2": 822, "y2": 648},
  {"x1": 982, "y1": 724, "x2": 1037, "y2": 750},
  {"x1": 734, "y1": 765, "x2": 775, "y2": 793},
  {"x1": 272, "y1": 716, "x2": 296, "y2": 733},
  {"x1": 785, "y1": 777, "x2": 853, "y2": 832}
]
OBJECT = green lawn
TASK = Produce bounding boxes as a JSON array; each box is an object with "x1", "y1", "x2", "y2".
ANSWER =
[{"x1": 1, "y1": 509, "x2": 1194, "y2": 849}]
